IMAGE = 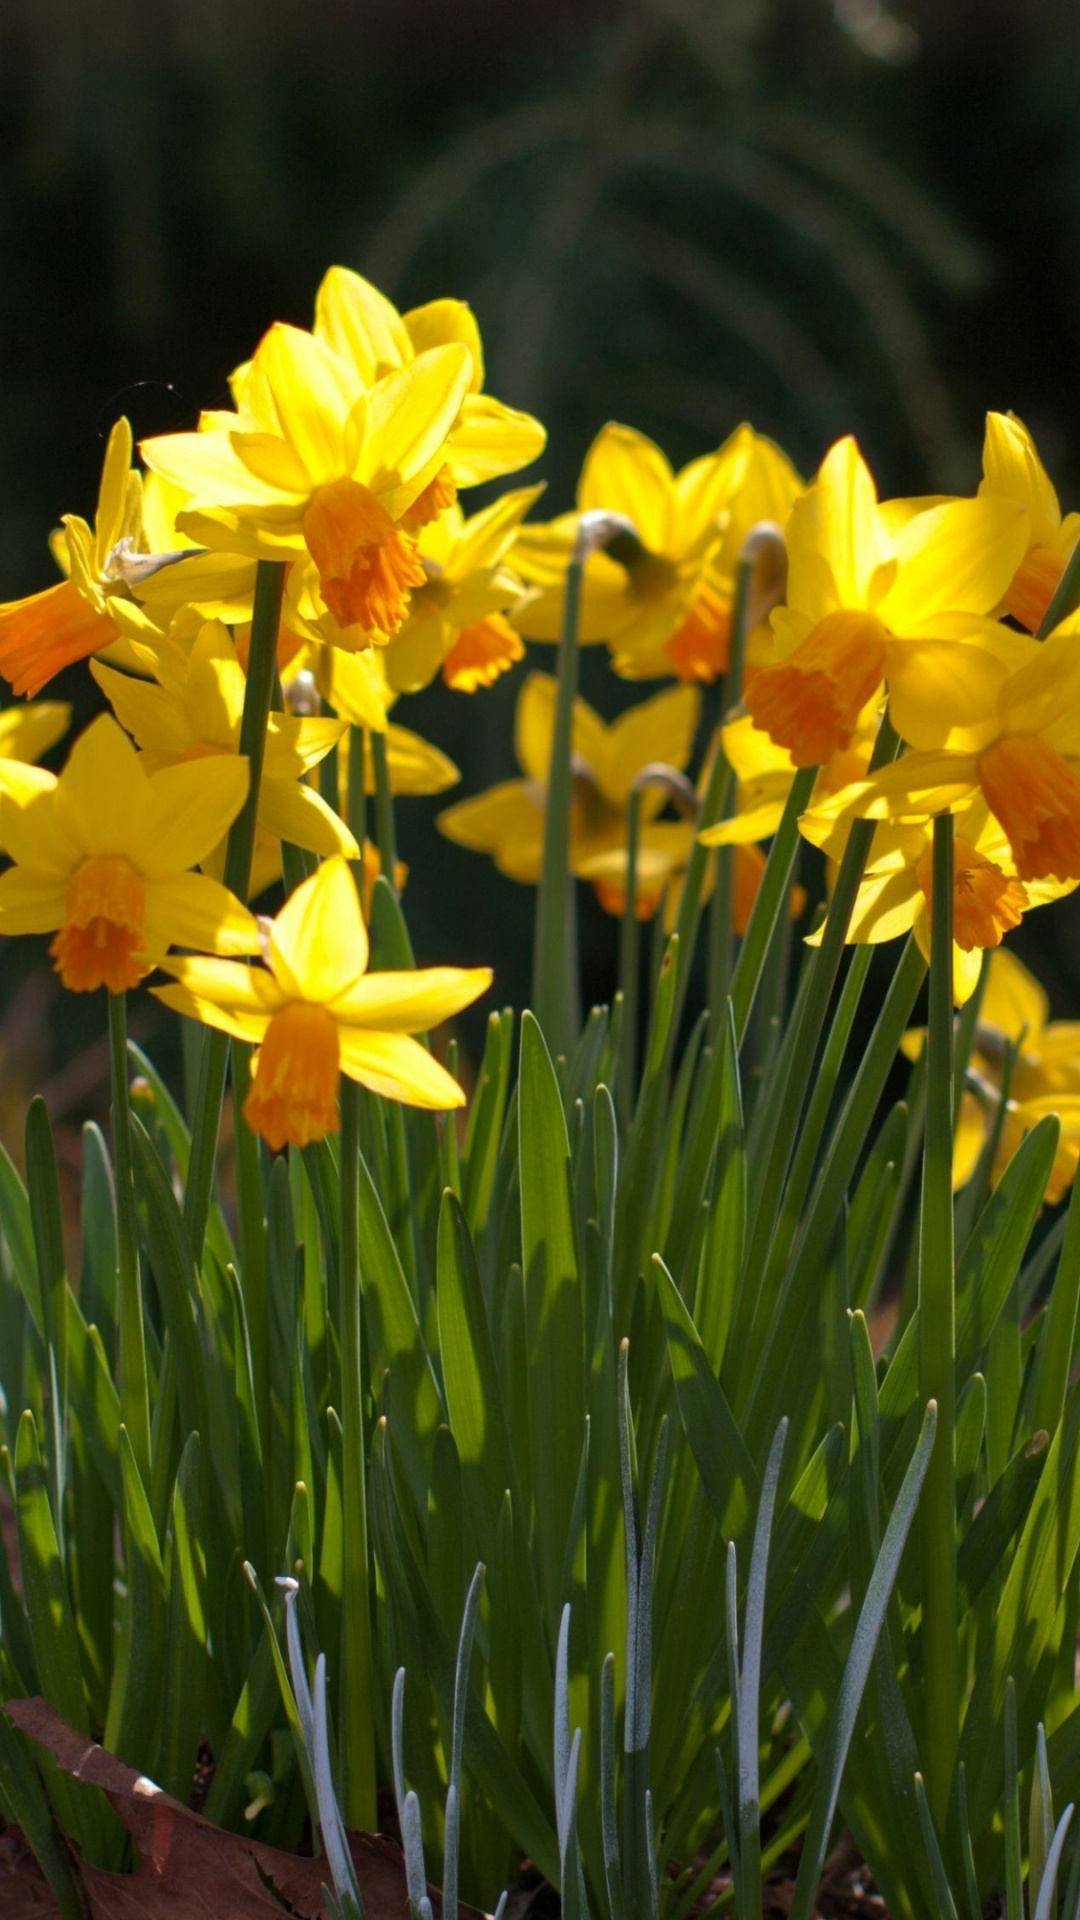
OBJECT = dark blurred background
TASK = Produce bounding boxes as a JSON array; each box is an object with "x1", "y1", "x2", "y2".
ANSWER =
[{"x1": 0, "y1": 0, "x2": 1078, "y2": 1162}]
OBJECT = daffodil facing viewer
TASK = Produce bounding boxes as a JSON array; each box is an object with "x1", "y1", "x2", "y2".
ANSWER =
[
  {"x1": 0, "y1": 714, "x2": 258, "y2": 991},
  {"x1": 154, "y1": 856, "x2": 491, "y2": 1147}
]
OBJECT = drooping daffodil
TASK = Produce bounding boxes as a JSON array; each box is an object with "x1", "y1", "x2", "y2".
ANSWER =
[{"x1": 154, "y1": 855, "x2": 491, "y2": 1148}]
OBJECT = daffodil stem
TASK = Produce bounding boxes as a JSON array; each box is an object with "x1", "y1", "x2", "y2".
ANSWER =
[
  {"x1": 617, "y1": 787, "x2": 643, "y2": 1123},
  {"x1": 108, "y1": 991, "x2": 151, "y2": 1488},
  {"x1": 533, "y1": 554, "x2": 583, "y2": 1059},
  {"x1": 670, "y1": 556, "x2": 754, "y2": 1036},
  {"x1": 370, "y1": 728, "x2": 397, "y2": 892},
  {"x1": 728, "y1": 764, "x2": 817, "y2": 1047},
  {"x1": 919, "y1": 810, "x2": 958, "y2": 1830},
  {"x1": 230, "y1": 1040, "x2": 270, "y2": 1512},
  {"x1": 347, "y1": 728, "x2": 367, "y2": 861},
  {"x1": 337, "y1": 1076, "x2": 377, "y2": 1830},
  {"x1": 184, "y1": 557, "x2": 286, "y2": 1261}
]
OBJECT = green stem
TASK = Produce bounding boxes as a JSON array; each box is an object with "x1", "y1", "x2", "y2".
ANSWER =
[
  {"x1": 370, "y1": 727, "x2": 397, "y2": 893},
  {"x1": 532, "y1": 553, "x2": 583, "y2": 1058},
  {"x1": 728, "y1": 765, "x2": 817, "y2": 1047},
  {"x1": 338, "y1": 1077, "x2": 376, "y2": 1828},
  {"x1": 184, "y1": 558, "x2": 286, "y2": 1260},
  {"x1": 230, "y1": 1041, "x2": 269, "y2": 1517},
  {"x1": 919, "y1": 812, "x2": 958, "y2": 1829},
  {"x1": 109, "y1": 991, "x2": 151, "y2": 1486},
  {"x1": 618, "y1": 788, "x2": 643, "y2": 1124},
  {"x1": 669, "y1": 555, "x2": 755, "y2": 1032}
]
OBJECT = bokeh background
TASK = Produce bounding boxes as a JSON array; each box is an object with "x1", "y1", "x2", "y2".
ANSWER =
[{"x1": 0, "y1": 0, "x2": 1078, "y2": 1172}]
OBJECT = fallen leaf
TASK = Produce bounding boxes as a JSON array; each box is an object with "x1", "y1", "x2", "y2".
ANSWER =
[{"x1": 7, "y1": 1697, "x2": 482, "y2": 1920}]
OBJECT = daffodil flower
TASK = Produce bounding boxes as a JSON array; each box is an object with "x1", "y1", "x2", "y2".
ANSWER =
[
  {"x1": 511, "y1": 423, "x2": 797, "y2": 680},
  {"x1": 437, "y1": 671, "x2": 700, "y2": 886},
  {"x1": 141, "y1": 321, "x2": 474, "y2": 647},
  {"x1": 153, "y1": 856, "x2": 491, "y2": 1148},
  {"x1": 577, "y1": 830, "x2": 800, "y2": 934},
  {"x1": 744, "y1": 436, "x2": 1029, "y2": 768},
  {"x1": 377, "y1": 485, "x2": 541, "y2": 694},
  {"x1": 91, "y1": 621, "x2": 358, "y2": 882},
  {"x1": 0, "y1": 420, "x2": 194, "y2": 696},
  {"x1": 978, "y1": 411, "x2": 1080, "y2": 632},
  {"x1": 800, "y1": 797, "x2": 1070, "y2": 1002},
  {"x1": 313, "y1": 266, "x2": 546, "y2": 515},
  {"x1": 0, "y1": 714, "x2": 257, "y2": 993},
  {"x1": 810, "y1": 626, "x2": 1080, "y2": 884},
  {"x1": 698, "y1": 703, "x2": 881, "y2": 852},
  {"x1": 905, "y1": 949, "x2": 1080, "y2": 1199}
]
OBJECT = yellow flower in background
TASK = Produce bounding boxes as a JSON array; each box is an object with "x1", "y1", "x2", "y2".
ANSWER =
[
  {"x1": 313, "y1": 266, "x2": 546, "y2": 507},
  {"x1": 91, "y1": 621, "x2": 358, "y2": 882},
  {"x1": 0, "y1": 715, "x2": 257, "y2": 993},
  {"x1": 979, "y1": 411, "x2": 1080, "y2": 632},
  {"x1": 744, "y1": 435, "x2": 1029, "y2": 767},
  {"x1": 141, "y1": 322, "x2": 473, "y2": 647},
  {"x1": 437, "y1": 671, "x2": 700, "y2": 885},
  {"x1": 154, "y1": 855, "x2": 491, "y2": 1147},
  {"x1": 906, "y1": 950, "x2": 1080, "y2": 1200},
  {"x1": 577, "y1": 829, "x2": 801, "y2": 934},
  {"x1": 812, "y1": 625, "x2": 1080, "y2": 883},
  {"x1": 801, "y1": 797, "x2": 1070, "y2": 1003},
  {"x1": 0, "y1": 420, "x2": 186, "y2": 696},
  {"x1": 378, "y1": 486, "x2": 540, "y2": 694},
  {"x1": 699, "y1": 703, "x2": 881, "y2": 853},
  {"x1": 511, "y1": 423, "x2": 797, "y2": 679}
]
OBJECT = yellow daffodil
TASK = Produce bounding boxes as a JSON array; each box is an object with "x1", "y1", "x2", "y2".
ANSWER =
[
  {"x1": 312, "y1": 266, "x2": 546, "y2": 503},
  {"x1": 0, "y1": 420, "x2": 193, "y2": 696},
  {"x1": 811, "y1": 625, "x2": 1080, "y2": 884},
  {"x1": 906, "y1": 950, "x2": 1080, "y2": 1199},
  {"x1": 801, "y1": 797, "x2": 1070, "y2": 1002},
  {"x1": 699, "y1": 703, "x2": 881, "y2": 852},
  {"x1": 979, "y1": 411, "x2": 1080, "y2": 632},
  {"x1": 378, "y1": 486, "x2": 541, "y2": 694},
  {"x1": 0, "y1": 715, "x2": 257, "y2": 992},
  {"x1": 743, "y1": 436, "x2": 1029, "y2": 768},
  {"x1": 437, "y1": 672, "x2": 700, "y2": 886},
  {"x1": 141, "y1": 321, "x2": 474, "y2": 648},
  {"x1": 577, "y1": 830, "x2": 799, "y2": 934},
  {"x1": 91, "y1": 621, "x2": 357, "y2": 882},
  {"x1": 511, "y1": 423, "x2": 797, "y2": 680},
  {"x1": 153, "y1": 855, "x2": 491, "y2": 1147}
]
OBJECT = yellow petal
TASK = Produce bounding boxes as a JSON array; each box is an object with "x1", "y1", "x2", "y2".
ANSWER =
[
  {"x1": 0, "y1": 866, "x2": 67, "y2": 933},
  {"x1": 248, "y1": 322, "x2": 356, "y2": 484},
  {"x1": 143, "y1": 871, "x2": 260, "y2": 957},
  {"x1": 514, "y1": 672, "x2": 608, "y2": 785},
  {"x1": 787, "y1": 437, "x2": 890, "y2": 615},
  {"x1": 577, "y1": 423, "x2": 673, "y2": 552},
  {"x1": 700, "y1": 797, "x2": 786, "y2": 847},
  {"x1": 979, "y1": 411, "x2": 1061, "y2": 547},
  {"x1": 886, "y1": 639, "x2": 1009, "y2": 751},
  {"x1": 447, "y1": 394, "x2": 547, "y2": 486},
  {"x1": 338, "y1": 1027, "x2": 467, "y2": 1107},
  {"x1": 979, "y1": 946, "x2": 1049, "y2": 1042},
  {"x1": 449, "y1": 484, "x2": 546, "y2": 578},
  {"x1": 353, "y1": 347, "x2": 473, "y2": 513},
  {"x1": 314, "y1": 266, "x2": 412, "y2": 384},
  {"x1": 151, "y1": 979, "x2": 273, "y2": 1044},
  {"x1": 881, "y1": 495, "x2": 1030, "y2": 629},
  {"x1": 0, "y1": 702, "x2": 70, "y2": 765},
  {"x1": 310, "y1": 641, "x2": 390, "y2": 731},
  {"x1": 603, "y1": 685, "x2": 701, "y2": 805},
  {"x1": 953, "y1": 1090, "x2": 989, "y2": 1189},
  {"x1": 437, "y1": 782, "x2": 545, "y2": 882},
  {"x1": 257, "y1": 776, "x2": 359, "y2": 861},
  {"x1": 332, "y1": 964, "x2": 491, "y2": 1031},
  {"x1": 140, "y1": 754, "x2": 250, "y2": 873},
  {"x1": 91, "y1": 659, "x2": 194, "y2": 754},
  {"x1": 53, "y1": 715, "x2": 149, "y2": 859},
  {"x1": 845, "y1": 867, "x2": 919, "y2": 944},
  {"x1": 404, "y1": 298, "x2": 485, "y2": 390},
  {"x1": 92, "y1": 418, "x2": 134, "y2": 568},
  {"x1": 375, "y1": 723, "x2": 459, "y2": 796},
  {"x1": 268, "y1": 854, "x2": 368, "y2": 1000}
]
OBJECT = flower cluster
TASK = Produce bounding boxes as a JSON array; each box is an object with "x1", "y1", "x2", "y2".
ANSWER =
[{"x1": 2, "y1": 261, "x2": 1078, "y2": 1181}]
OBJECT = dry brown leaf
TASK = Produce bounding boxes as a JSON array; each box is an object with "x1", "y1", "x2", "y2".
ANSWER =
[{"x1": 7, "y1": 1697, "x2": 481, "y2": 1920}]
